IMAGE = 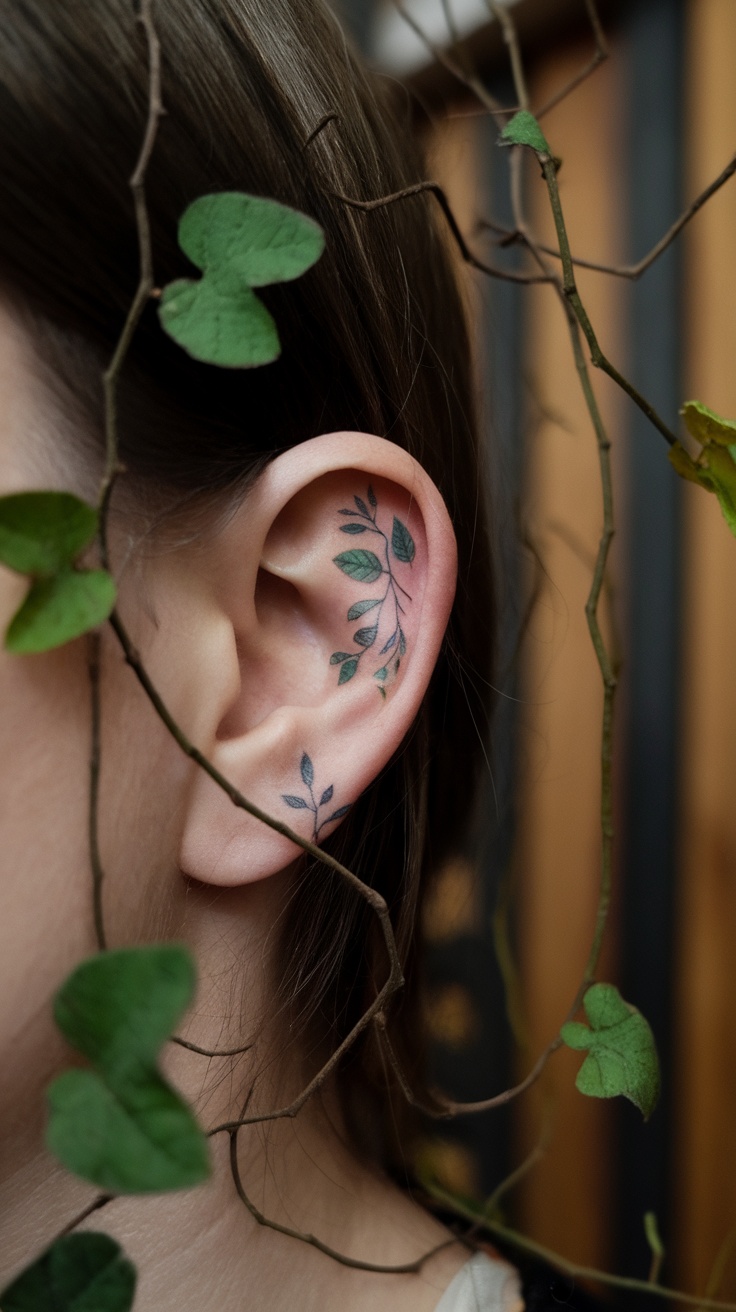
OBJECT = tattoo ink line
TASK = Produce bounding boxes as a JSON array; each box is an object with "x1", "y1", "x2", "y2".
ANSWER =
[
  {"x1": 282, "y1": 752, "x2": 351, "y2": 841},
  {"x1": 329, "y1": 485, "x2": 415, "y2": 696}
]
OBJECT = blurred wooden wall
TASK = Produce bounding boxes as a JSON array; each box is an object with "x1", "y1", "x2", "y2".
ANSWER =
[
  {"x1": 676, "y1": 0, "x2": 736, "y2": 1298},
  {"x1": 428, "y1": 0, "x2": 736, "y2": 1298}
]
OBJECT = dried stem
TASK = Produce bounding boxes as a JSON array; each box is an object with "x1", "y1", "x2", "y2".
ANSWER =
[
  {"x1": 485, "y1": 1, "x2": 529, "y2": 111},
  {"x1": 479, "y1": 1110, "x2": 551, "y2": 1218},
  {"x1": 89, "y1": 0, "x2": 164, "y2": 956},
  {"x1": 426, "y1": 1183, "x2": 736, "y2": 1312},
  {"x1": 328, "y1": 181, "x2": 550, "y2": 284},
  {"x1": 227, "y1": 1130, "x2": 459, "y2": 1273},
  {"x1": 493, "y1": 1, "x2": 617, "y2": 1000},
  {"x1": 479, "y1": 153, "x2": 736, "y2": 280},
  {"x1": 170, "y1": 1036, "x2": 254, "y2": 1057},
  {"x1": 98, "y1": 0, "x2": 164, "y2": 552},
  {"x1": 374, "y1": 1010, "x2": 561, "y2": 1117},
  {"x1": 393, "y1": 0, "x2": 503, "y2": 115},
  {"x1": 535, "y1": 0, "x2": 609, "y2": 119},
  {"x1": 107, "y1": 607, "x2": 404, "y2": 1132},
  {"x1": 56, "y1": 1193, "x2": 114, "y2": 1240}
]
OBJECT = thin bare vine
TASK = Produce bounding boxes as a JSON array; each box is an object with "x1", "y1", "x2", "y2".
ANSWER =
[{"x1": 64, "y1": 0, "x2": 736, "y2": 1300}]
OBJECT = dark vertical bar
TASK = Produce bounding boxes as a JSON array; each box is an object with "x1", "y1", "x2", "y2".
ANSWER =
[
  {"x1": 426, "y1": 95, "x2": 524, "y2": 1197},
  {"x1": 616, "y1": 0, "x2": 683, "y2": 1284}
]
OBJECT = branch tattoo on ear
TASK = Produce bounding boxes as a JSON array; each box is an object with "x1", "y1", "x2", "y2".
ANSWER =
[
  {"x1": 329, "y1": 485, "x2": 415, "y2": 698},
  {"x1": 282, "y1": 752, "x2": 351, "y2": 842}
]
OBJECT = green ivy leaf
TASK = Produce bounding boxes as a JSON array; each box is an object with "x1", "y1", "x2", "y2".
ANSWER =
[
  {"x1": 330, "y1": 651, "x2": 352, "y2": 664},
  {"x1": 681, "y1": 398, "x2": 736, "y2": 447},
  {"x1": 5, "y1": 569, "x2": 116, "y2": 655},
  {"x1": 391, "y1": 516, "x2": 415, "y2": 565},
  {"x1": 159, "y1": 192, "x2": 324, "y2": 369},
  {"x1": 47, "y1": 946, "x2": 210, "y2": 1193},
  {"x1": 0, "y1": 1233, "x2": 136, "y2": 1312},
  {"x1": 340, "y1": 523, "x2": 368, "y2": 535},
  {"x1": 560, "y1": 982, "x2": 660, "y2": 1120},
  {"x1": 669, "y1": 400, "x2": 736, "y2": 539},
  {"x1": 500, "y1": 109, "x2": 551, "y2": 154},
  {"x1": 333, "y1": 550, "x2": 383, "y2": 583},
  {"x1": 159, "y1": 277, "x2": 279, "y2": 369},
  {"x1": 0, "y1": 492, "x2": 98, "y2": 576},
  {"x1": 47, "y1": 1068, "x2": 209, "y2": 1194}
]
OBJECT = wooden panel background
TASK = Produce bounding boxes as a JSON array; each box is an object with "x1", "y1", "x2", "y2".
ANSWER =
[
  {"x1": 429, "y1": 0, "x2": 736, "y2": 1294},
  {"x1": 676, "y1": 0, "x2": 736, "y2": 1298}
]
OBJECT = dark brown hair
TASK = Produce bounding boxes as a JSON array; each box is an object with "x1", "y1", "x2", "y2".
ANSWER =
[{"x1": 0, "y1": 0, "x2": 495, "y2": 1166}]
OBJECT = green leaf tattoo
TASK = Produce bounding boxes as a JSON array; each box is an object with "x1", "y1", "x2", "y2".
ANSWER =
[
  {"x1": 330, "y1": 487, "x2": 414, "y2": 693},
  {"x1": 0, "y1": 1233, "x2": 137, "y2": 1312},
  {"x1": 159, "y1": 192, "x2": 324, "y2": 368},
  {"x1": 282, "y1": 752, "x2": 351, "y2": 841},
  {"x1": 0, "y1": 491, "x2": 117, "y2": 654},
  {"x1": 46, "y1": 946, "x2": 210, "y2": 1193},
  {"x1": 333, "y1": 549, "x2": 383, "y2": 584},
  {"x1": 560, "y1": 982, "x2": 661, "y2": 1121}
]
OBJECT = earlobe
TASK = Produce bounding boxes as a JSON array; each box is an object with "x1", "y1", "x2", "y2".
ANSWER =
[{"x1": 178, "y1": 432, "x2": 457, "y2": 888}]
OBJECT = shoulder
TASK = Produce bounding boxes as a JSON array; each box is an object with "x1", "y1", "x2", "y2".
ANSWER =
[{"x1": 433, "y1": 1252, "x2": 523, "y2": 1312}]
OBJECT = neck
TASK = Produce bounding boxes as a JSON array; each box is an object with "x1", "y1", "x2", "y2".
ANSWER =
[{"x1": 0, "y1": 871, "x2": 467, "y2": 1310}]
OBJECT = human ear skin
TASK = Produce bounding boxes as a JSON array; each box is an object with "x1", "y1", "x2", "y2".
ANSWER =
[{"x1": 178, "y1": 432, "x2": 457, "y2": 888}]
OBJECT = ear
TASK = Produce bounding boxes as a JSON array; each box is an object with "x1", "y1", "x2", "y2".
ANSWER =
[{"x1": 178, "y1": 432, "x2": 457, "y2": 887}]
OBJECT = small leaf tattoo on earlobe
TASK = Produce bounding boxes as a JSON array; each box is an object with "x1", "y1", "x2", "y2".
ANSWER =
[
  {"x1": 282, "y1": 752, "x2": 351, "y2": 842},
  {"x1": 329, "y1": 485, "x2": 415, "y2": 695}
]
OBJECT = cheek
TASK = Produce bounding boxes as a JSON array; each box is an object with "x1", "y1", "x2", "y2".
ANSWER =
[{"x1": 0, "y1": 591, "x2": 190, "y2": 1107}]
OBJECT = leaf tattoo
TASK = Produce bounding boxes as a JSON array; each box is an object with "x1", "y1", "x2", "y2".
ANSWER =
[
  {"x1": 282, "y1": 753, "x2": 351, "y2": 841},
  {"x1": 330, "y1": 486, "x2": 414, "y2": 696}
]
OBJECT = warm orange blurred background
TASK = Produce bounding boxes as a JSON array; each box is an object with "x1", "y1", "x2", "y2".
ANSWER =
[{"x1": 337, "y1": 0, "x2": 736, "y2": 1301}]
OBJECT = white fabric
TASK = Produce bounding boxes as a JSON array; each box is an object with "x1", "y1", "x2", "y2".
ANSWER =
[{"x1": 432, "y1": 1252, "x2": 524, "y2": 1312}]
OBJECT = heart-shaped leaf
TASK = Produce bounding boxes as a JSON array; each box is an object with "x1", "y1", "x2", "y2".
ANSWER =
[
  {"x1": 46, "y1": 1068, "x2": 209, "y2": 1194},
  {"x1": 500, "y1": 110, "x2": 551, "y2": 154},
  {"x1": 0, "y1": 1233, "x2": 136, "y2": 1312},
  {"x1": 681, "y1": 398, "x2": 736, "y2": 447},
  {"x1": 53, "y1": 945, "x2": 196, "y2": 1080},
  {"x1": 5, "y1": 569, "x2": 116, "y2": 654},
  {"x1": 159, "y1": 192, "x2": 324, "y2": 368},
  {"x1": 560, "y1": 982, "x2": 660, "y2": 1120},
  {"x1": 159, "y1": 277, "x2": 280, "y2": 368},
  {"x1": 0, "y1": 492, "x2": 98, "y2": 576},
  {"x1": 177, "y1": 192, "x2": 325, "y2": 289},
  {"x1": 669, "y1": 399, "x2": 736, "y2": 539},
  {"x1": 47, "y1": 946, "x2": 210, "y2": 1193}
]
